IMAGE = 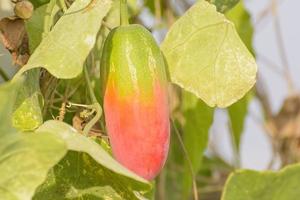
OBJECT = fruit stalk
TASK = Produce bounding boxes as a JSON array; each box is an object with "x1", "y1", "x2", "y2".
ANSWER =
[{"x1": 120, "y1": 0, "x2": 129, "y2": 25}]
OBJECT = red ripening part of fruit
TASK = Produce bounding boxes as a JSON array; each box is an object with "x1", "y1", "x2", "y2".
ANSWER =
[{"x1": 101, "y1": 24, "x2": 170, "y2": 180}]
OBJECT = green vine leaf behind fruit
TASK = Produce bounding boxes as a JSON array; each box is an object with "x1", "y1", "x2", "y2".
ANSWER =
[
  {"x1": 222, "y1": 164, "x2": 300, "y2": 200},
  {"x1": 17, "y1": 0, "x2": 112, "y2": 79},
  {"x1": 161, "y1": 0, "x2": 257, "y2": 108},
  {"x1": 34, "y1": 120, "x2": 152, "y2": 199}
]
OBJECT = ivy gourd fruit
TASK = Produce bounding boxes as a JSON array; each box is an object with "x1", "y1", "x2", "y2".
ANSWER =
[{"x1": 101, "y1": 24, "x2": 170, "y2": 180}]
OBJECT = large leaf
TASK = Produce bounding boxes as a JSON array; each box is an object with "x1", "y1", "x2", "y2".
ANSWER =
[
  {"x1": 17, "y1": 0, "x2": 112, "y2": 79},
  {"x1": 0, "y1": 79, "x2": 67, "y2": 200},
  {"x1": 207, "y1": 0, "x2": 239, "y2": 13},
  {"x1": 222, "y1": 164, "x2": 300, "y2": 200},
  {"x1": 34, "y1": 152, "x2": 151, "y2": 200},
  {"x1": 12, "y1": 69, "x2": 43, "y2": 131},
  {"x1": 34, "y1": 120, "x2": 152, "y2": 199},
  {"x1": 0, "y1": 132, "x2": 67, "y2": 200},
  {"x1": 181, "y1": 91, "x2": 214, "y2": 199},
  {"x1": 161, "y1": 0, "x2": 257, "y2": 108}
]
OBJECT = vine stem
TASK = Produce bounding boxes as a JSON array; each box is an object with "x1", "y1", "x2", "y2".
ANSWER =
[
  {"x1": 171, "y1": 118, "x2": 199, "y2": 200},
  {"x1": 120, "y1": 0, "x2": 129, "y2": 25},
  {"x1": 83, "y1": 103, "x2": 102, "y2": 136},
  {"x1": 83, "y1": 65, "x2": 102, "y2": 136}
]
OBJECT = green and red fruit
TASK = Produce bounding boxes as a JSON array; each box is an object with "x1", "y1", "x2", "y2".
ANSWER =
[{"x1": 101, "y1": 24, "x2": 170, "y2": 180}]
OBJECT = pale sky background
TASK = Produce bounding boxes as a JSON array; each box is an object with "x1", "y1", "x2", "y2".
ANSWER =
[
  {"x1": 211, "y1": 0, "x2": 300, "y2": 170},
  {"x1": 1, "y1": 0, "x2": 299, "y2": 171}
]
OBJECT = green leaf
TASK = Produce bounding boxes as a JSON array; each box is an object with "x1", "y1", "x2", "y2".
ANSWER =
[
  {"x1": 36, "y1": 120, "x2": 149, "y2": 183},
  {"x1": 225, "y1": 1, "x2": 254, "y2": 54},
  {"x1": 207, "y1": 0, "x2": 239, "y2": 13},
  {"x1": 25, "y1": 3, "x2": 60, "y2": 52},
  {"x1": 181, "y1": 91, "x2": 214, "y2": 198},
  {"x1": 34, "y1": 152, "x2": 151, "y2": 200},
  {"x1": 0, "y1": 132, "x2": 67, "y2": 200},
  {"x1": 12, "y1": 70, "x2": 43, "y2": 131},
  {"x1": 161, "y1": 0, "x2": 257, "y2": 108},
  {"x1": 222, "y1": 164, "x2": 300, "y2": 200},
  {"x1": 0, "y1": 80, "x2": 67, "y2": 200},
  {"x1": 228, "y1": 92, "x2": 250, "y2": 151},
  {"x1": 34, "y1": 120, "x2": 152, "y2": 199},
  {"x1": 18, "y1": 0, "x2": 112, "y2": 79}
]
